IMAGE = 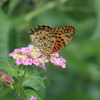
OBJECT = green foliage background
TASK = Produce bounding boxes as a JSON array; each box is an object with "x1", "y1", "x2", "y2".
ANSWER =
[{"x1": 0, "y1": 0, "x2": 100, "y2": 100}]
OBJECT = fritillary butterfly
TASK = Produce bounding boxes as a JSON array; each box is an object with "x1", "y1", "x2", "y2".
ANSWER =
[{"x1": 28, "y1": 25, "x2": 75, "y2": 58}]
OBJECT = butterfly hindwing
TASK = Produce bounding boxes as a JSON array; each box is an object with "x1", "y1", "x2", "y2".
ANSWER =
[{"x1": 51, "y1": 26, "x2": 75, "y2": 53}]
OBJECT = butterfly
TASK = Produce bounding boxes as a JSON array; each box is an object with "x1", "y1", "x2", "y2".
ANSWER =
[{"x1": 28, "y1": 25, "x2": 75, "y2": 58}]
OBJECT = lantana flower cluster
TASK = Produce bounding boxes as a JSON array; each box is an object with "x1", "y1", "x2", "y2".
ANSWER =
[
  {"x1": 9, "y1": 45, "x2": 66, "y2": 69},
  {"x1": 0, "y1": 72, "x2": 14, "y2": 88}
]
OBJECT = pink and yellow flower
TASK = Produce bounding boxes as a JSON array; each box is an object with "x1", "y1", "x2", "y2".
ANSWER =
[
  {"x1": 0, "y1": 72, "x2": 14, "y2": 88},
  {"x1": 9, "y1": 45, "x2": 66, "y2": 69}
]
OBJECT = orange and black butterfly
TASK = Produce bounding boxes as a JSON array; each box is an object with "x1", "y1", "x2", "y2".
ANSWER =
[{"x1": 28, "y1": 25, "x2": 75, "y2": 58}]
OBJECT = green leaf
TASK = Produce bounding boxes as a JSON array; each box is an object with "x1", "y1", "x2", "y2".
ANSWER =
[
  {"x1": 22, "y1": 76, "x2": 45, "y2": 89},
  {"x1": 25, "y1": 89, "x2": 40, "y2": 100},
  {"x1": 43, "y1": 76, "x2": 50, "y2": 86},
  {"x1": 15, "y1": 85, "x2": 27, "y2": 100},
  {"x1": 22, "y1": 76, "x2": 46, "y2": 100},
  {"x1": 0, "y1": 59, "x2": 17, "y2": 77},
  {"x1": 35, "y1": 86, "x2": 45, "y2": 100}
]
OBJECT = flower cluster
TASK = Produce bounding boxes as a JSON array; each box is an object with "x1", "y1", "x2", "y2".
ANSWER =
[
  {"x1": 0, "y1": 72, "x2": 14, "y2": 88},
  {"x1": 9, "y1": 45, "x2": 66, "y2": 69}
]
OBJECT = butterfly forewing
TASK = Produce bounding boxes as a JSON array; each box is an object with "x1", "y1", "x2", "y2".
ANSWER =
[{"x1": 29, "y1": 26, "x2": 56, "y2": 56}]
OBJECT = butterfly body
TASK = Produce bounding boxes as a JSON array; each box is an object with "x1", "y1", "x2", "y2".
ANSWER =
[{"x1": 28, "y1": 25, "x2": 75, "y2": 58}]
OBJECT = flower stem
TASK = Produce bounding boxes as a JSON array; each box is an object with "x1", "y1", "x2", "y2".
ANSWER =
[
  {"x1": 12, "y1": 66, "x2": 30, "y2": 100},
  {"x1": 12, "y1": 91, "x2": 18, "y2": 100},
  {"x1": 20, "y1": 66, "x2": 30, "y2": 86},
  {"x1": 24, "y1": 1, "x2": 56, "y2": 21},
  {"x1": 38, "y1": 62, "x2": 51, "y2": 74}
]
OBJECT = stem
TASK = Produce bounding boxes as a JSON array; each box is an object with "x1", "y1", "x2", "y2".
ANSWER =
[
  {"x1": 20, "y1": 66, "x2": 30, "y2": 86},
  {"x1": 38, "y1": 69, "x2": 46, "y2": 74},
  {"x1": 12, "y1": 91, "x2": 18, "y2": 100},
  {"x1": 38, "y1": 62, "x2": 51, "y2": 74},
  {"x1": 24, "y1": 1, "x2": 56, "y2": 21},
  {"x1": 12, "y1": 66, "x2": 30, "y2": 100}
]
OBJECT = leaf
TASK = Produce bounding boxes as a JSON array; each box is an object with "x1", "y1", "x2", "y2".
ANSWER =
[
  {"x1": 35, "y1": 86, "x2": 45, "y2": 100},
  {"x1": 43, "y1": 76, "x2": 50, "y2": 86},
  {"x1": 0, "y1": 59, "x2": 17, "y2": 77},
  {"x1": 23, "y1": 76, "x2": 45, "y2": 89},
  {"x1": 15, "y1": 85, "x2": 27, "y2": 100},
  {"x1": 22, "y1": 76, "x2": 46, "y2": 100},
  {"x1": 25, "y1": 89, "x2": 41, "y2": 100}
]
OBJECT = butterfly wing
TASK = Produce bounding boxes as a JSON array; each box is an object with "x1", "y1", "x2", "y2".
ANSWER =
[
  {"x1": 51, "y1": 26, "x2": 75, "y2": 54},
  {"x1": 28, "y1": 25, "x2": 56, "y2": 56}
]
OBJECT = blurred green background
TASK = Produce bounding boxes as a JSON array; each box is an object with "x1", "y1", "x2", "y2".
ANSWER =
[{"x1": 0, "y1": 0, "x2": 100, "y2": 100}]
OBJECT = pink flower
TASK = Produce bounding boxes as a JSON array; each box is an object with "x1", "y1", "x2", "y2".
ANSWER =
[
  {"x1": 16, "y1": 58, "x2": 23, "y2": 65},
  {"x1": 33, "y1": 59, "x2": 40, "y2": 66},
  {"x1": 9, "y1": 52, "x2": 16, "y2": 57},
  {"x1": 0, "y1": 72, "x2": 6, "y2": 76},
  {"x1": 59, "y1": 61, "x2": 66, "y2": 68},
  {"x1": 25, "y1": 50, "x2": 31, "y2": 55},
  {"x1": 0, "y1": 72, "x2": 14, "y2": 87},
  {"x1": 50, "y1": 57, "x2": 66, "y2": 68},
  {"x1": 39, "y1": 63, "x2": 46, "y2": 69},
  {"x1": 60, "y1": 57, "x2": 66, "y2": 63},
  {"x1": 50, "y1": 57, "x2": 57, "y2": 63},
  {"x1": 5, "y1": 75, "x2": 13, "y2": 83},
  {"x1": 30, "y1": 96, "x2": 37, "y2": 100},
  {"x1": 24, "y1": 47, "x2": 31, "y2": 55},
  {"x1": 14, "y1": 49, "x2": 21, "y2": 53},
  {"x1": 25, "y1": 59, "x2": 33, "y2": 65},
  {"x1": 53, "y1": 53, "x2": 59, "y2": 57},
  {"x1": 23, "y1": 47, "x2": 30, "y2": 50}
]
